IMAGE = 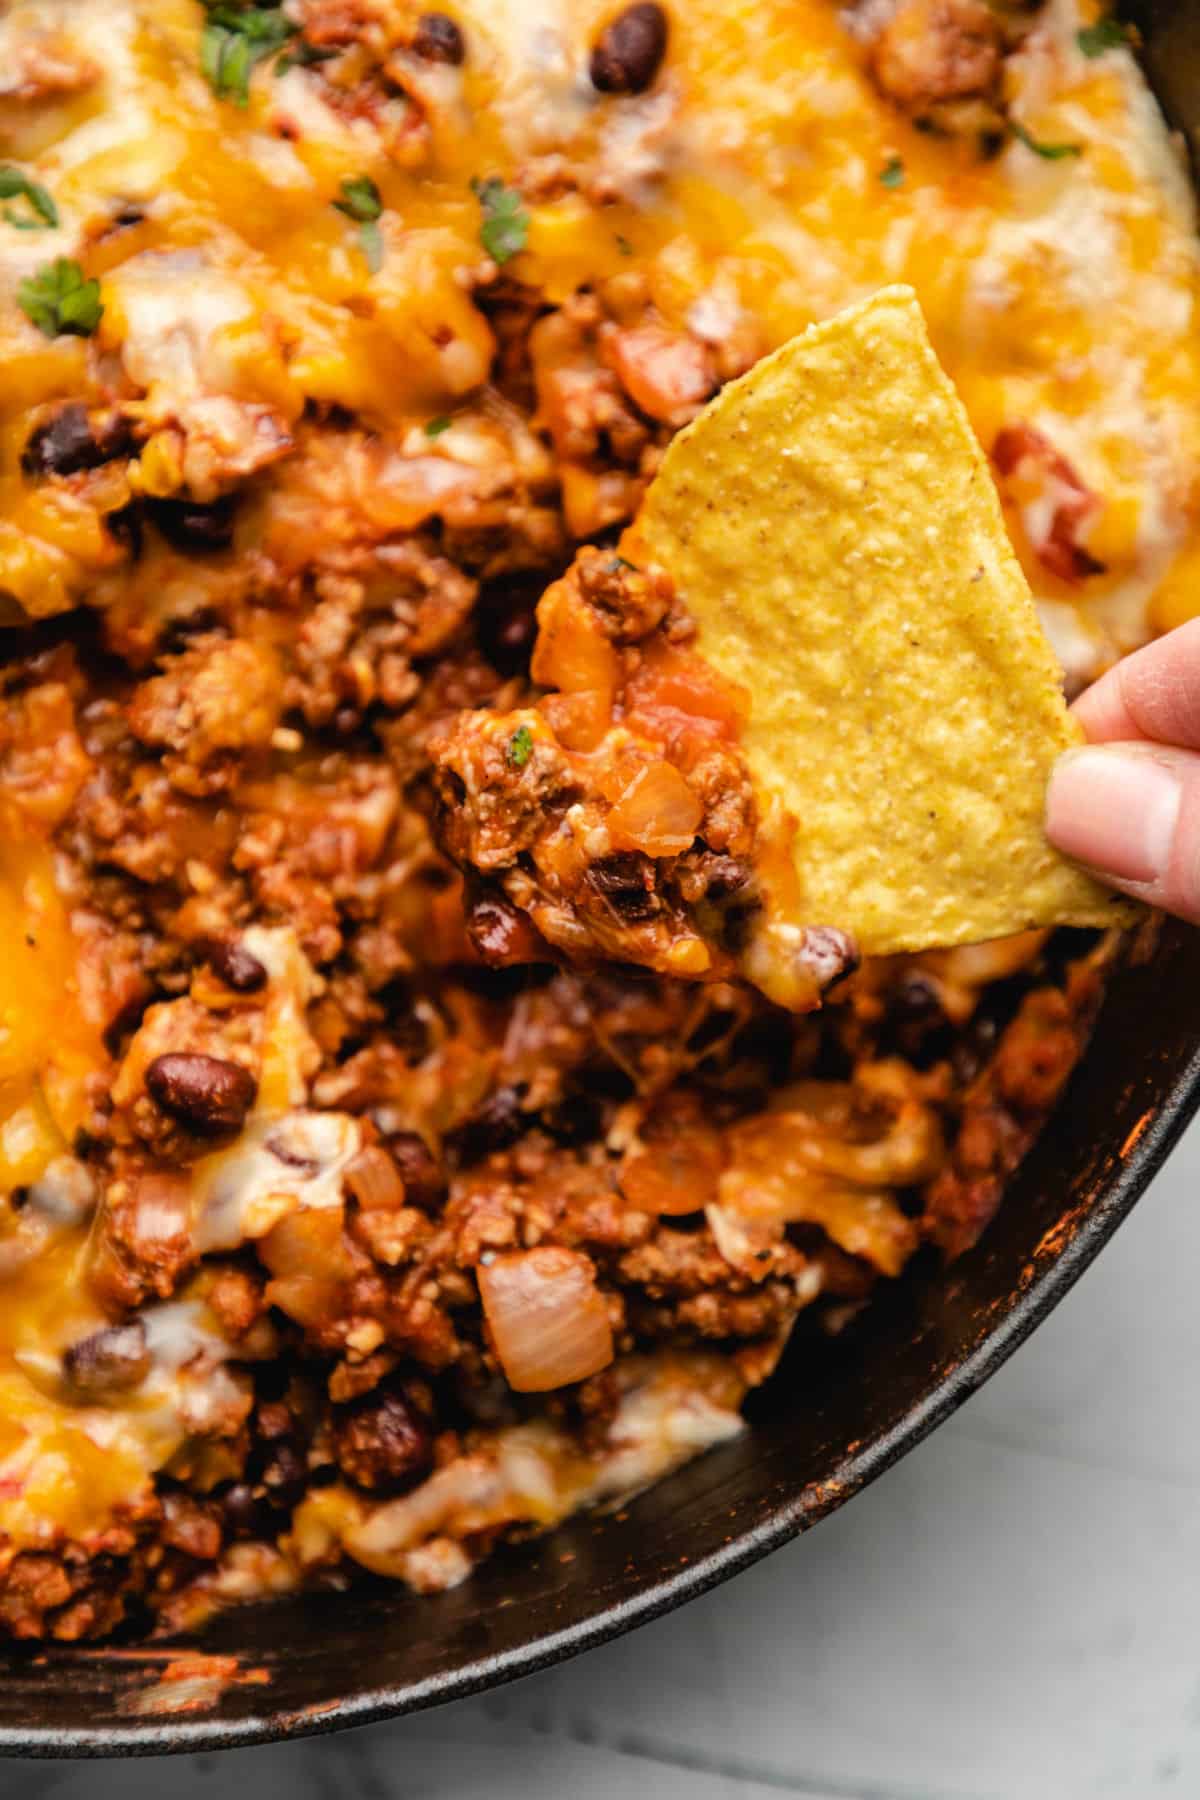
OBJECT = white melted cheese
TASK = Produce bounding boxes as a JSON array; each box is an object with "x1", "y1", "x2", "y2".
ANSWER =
[{"x1": 192, "y1": 1109, "x2": 362, "y2": 1252}]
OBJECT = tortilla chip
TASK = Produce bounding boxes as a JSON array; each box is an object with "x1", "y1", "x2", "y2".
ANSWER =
[{"x1": 628, "y1": 285, "x2": 1134, "y2": 990}]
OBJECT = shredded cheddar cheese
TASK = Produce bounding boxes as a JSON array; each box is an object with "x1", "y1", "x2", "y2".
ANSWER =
[{"x1": 0, "y1": 0, "x2": 1195, "y2": 1619}]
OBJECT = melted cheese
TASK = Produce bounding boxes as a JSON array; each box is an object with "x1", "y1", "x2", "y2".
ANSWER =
[
  {"x1": 0, "y1": 807, "x2": 103, "y2": 1189},
  {"x1": 0, "y1": 0, "x2": 1196, "y2": 625},
  {"x1": 0, "y1": 0, "x2": 1198, "y2": 1546}
]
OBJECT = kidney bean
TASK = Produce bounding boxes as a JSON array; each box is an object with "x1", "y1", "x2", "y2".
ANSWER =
[
  {"x1": 413, "y1": 11, "x2": 465, "y2": 62},
  {"x1": 465, "y1": 884, "x2": 550, "y2": 965},
  {"x1": 145, "y1": 1053, "x2": 257, "y2": 1132},
  {"x1": 205, "y1": 939, "x2": 268, "y2": 994},
  {"x1": 590, "y1": 2, "x2": 667, "y2": 93},
  {"x1": 63, "y1": 1320, "x2": 150, "y2": 1397}
]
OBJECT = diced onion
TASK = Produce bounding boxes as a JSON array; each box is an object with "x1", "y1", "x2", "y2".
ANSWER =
[
  {"x1": 607, "y1": 763, "x2": 702, "y2": 857},
  {"x1": 261, "y1": 1208, "x2": 351, "y2": 1328},
  {"x1": 345, "y1": 1145, "x2": 406, "y2": 1212},
  {"x1": 477, "y1": 1247, "x2": 614, "y2": 1393}
]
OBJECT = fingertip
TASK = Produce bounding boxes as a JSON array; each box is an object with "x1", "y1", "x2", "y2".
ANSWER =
[
  {"x1": 1074, "y1": 618, "x2": 1200, "y2": 751},
  {"x1": 1045, "y1": 744, "x2": 1180, "y2": 884}
]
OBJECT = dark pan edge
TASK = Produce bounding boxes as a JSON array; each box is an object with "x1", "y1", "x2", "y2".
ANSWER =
[
  {"x1": 8, "y1": 1022, "x2": 1198, "y2": 1760},
  {"x1": 5, "y1": 4, "x2": 1198, "y2": 1751}
]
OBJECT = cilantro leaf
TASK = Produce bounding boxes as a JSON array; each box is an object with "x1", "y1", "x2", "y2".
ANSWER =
[
  {"x1": 359, "y1": 218, "x2": 383, "y2": 272},
  {"x1": 0, "y1": 168, "x2": 58, "y2": 230},
  {"x1": 879, "y1": 154, "x2": 905, "y2": 189},
  {"x1": 424, "y1": 415, "x2": 453, "y2": 437},
  {"x1": 471, "y1": 177, "x2": 528, "y2": 265},
  {"x1": 333, "y1": 177, "x2": 385, "y2": 271},
  {"x1": 334, "y1": 175, "x2": 383, "y2": 222},
  {"x1": 1076, "y1": 16, "x2": 1128, "y2": 56},
  {"x1": 1010, "y1": 120, "x2": 1083, "y2": 160},
  {"x1": 17, "y1": 258, "x2": 103, "y2": 338},
  {"x1": 507, "y1": 724, "x2": 534, "y2": 768},
  {"x1": 200, "y1": 4, "x2": 295, "y2": 104}
]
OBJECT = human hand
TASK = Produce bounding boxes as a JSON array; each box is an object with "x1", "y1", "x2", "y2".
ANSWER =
[{"x1": 1045, "y1": 617, "x2": 1200, "y2": 924}]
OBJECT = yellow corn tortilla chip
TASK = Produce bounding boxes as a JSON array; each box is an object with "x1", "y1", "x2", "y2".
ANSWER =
[{"x1": 629, "y1": 285, "x2": 1134, "y2": 991}]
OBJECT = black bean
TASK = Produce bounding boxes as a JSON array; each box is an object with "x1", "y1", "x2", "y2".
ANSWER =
[
  {"x1": 541, "y1": 1093, "x2": 605, "y2": 1145},
  {"x1": 145, "y1": 1052, "x2": 257, "y2": 1132},
  {"x1": 699, "y1": 854, "x2": 752, "y2": 901},
  {"x1": 413, "y1": 11, "x2": 465, "y2": 62},
  {"x1": 588, "y1": 851, "x2": 658, "y2": 921},
  {"x1": 219, "y1": 1482, "x2": 265, "y2": 1538},
  {"x1": 376, "y1": 984, "x2": 434, "y2": 1061},
  {"x1": 887, "y1": 971, "x2": 944, "y2": 1029},
  {"x1": 331, "y1": 1386, "x2": 433, "y2": 1494},
  {"x1": 21, "y1": 405, "x2": 135, "y2": 479},
  {"x1": 446, "y1": 1086, "x2": 527, "y2": 1165},
  {"x1": 105, "y1": 504, "x2": 143, "y2": 558},
  {"x1": 205, "y1": 938, "x2": 268, "y2": 994},
  {"x1": 476, "y1": 576, "x2": 540, "y2": 678},
  {"x1": 258, "y1": 1437, "x2": 308, "y2": 1510},
  {"x1": 102, "y1": 989, "x2": 154, "y2": 1058},
  {"x1": 63, "y1": 1320, "x2": 150, "y2": 1398},
  {"x1": 146, "y1": 495, "x2": 237, "y2": 553},
  {"x1": 721, "y1": 899, "x2": 761, "y2": 953},
  {"x1": 590, "y1": 2, "x2": 667, "y2": 93}
]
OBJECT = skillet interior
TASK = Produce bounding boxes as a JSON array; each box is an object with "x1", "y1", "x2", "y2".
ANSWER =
[
  {"x1": 4, "y1": 915, "x2": 1199, "y2": 1756},
  {"x1": 1, "y1": 3, "x2": 1199, "y2": 1757}
]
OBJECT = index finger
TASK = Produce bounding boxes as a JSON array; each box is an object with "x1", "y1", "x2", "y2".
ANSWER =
[{"x1": 1073, "y1": 616, "x2": 1200, "y2": 748}]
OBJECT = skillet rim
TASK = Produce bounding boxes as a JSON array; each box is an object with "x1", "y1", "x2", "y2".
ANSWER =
[{"x1": 3, "y1": 0, "x2": 1200, "y2": 1753}]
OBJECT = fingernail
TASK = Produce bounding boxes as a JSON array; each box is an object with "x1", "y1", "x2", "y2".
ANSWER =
[{"x1": 1046, "y1": 746, "x2": 1181, "y2": 882}]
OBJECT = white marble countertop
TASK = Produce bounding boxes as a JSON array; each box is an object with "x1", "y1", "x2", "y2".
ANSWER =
[{"x1": 17, "y1": 1118, "x2": 1200, "y2": 1800}]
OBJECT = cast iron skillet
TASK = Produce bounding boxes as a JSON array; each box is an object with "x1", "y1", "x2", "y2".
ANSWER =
[{"x1": 2, "y1": 5, "x2": 1199, "y2": 1752}]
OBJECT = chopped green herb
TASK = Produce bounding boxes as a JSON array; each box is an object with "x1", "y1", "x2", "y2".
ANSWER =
[
  {"x1": 610, "y1": 555, "x2": 640, "y2": 573},
  {"x1": 275, "y1": 39, "x2": 336, "y2": 73},
  {"x1": 507, "y1": 724, "x2": 534, "y2": 768},
  {"x1": 1076, "y1": 15, "x2": 1128, "y2": 56},
  {"x1": 615, "y1": 233, "x2": 633, "y2": 256},
  {"x1": 0, "y1": 168, "x2": 58, "y2": 230},
  {"x1": 471, "y1": 177, "x2": 528, "y2": 265},
  {"x1": 359, "y1": 218, "x2": 384, "y2": 271},
  {"x1": 424, "y1": 415, "x2": 453, "y2": 437},
  {"x1": 879, "y1": 155, "x2": 905, "y2": 189},
  {"x1": 1010, "y1": 120, "x2": 1083, "y2": 160},
  {"x1": 17, "y1": 257, "x2": 103, "y2": 338},
  {"x1": 200, "y1": 4, "x2": 295, "y2": 105},
  {"x1": 333, "y1": 175, "x2": 383, "y2": 223},
  {"x1": 333, "y1": 176, "x2": 385, "y2": 271}
]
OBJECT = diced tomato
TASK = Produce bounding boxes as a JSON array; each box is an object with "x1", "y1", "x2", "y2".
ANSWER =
[{"x1": 993, "y1": 423, "x2": 1106, "y2": 585}]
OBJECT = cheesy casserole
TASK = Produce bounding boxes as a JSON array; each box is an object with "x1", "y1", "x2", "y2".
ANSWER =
[{"x1": 0, "y1": 0, "x2": 1194, "y2": 1638}]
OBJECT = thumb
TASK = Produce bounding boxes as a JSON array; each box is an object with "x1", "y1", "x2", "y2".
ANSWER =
[{"x1": 1045, "y1": 742, "x2": 1200, "y2": 924}]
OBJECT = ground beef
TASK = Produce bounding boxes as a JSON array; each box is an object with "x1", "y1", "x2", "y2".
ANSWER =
[{"x1": 0, "y1": 3, "x2": 1114, "y2": 1637}]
